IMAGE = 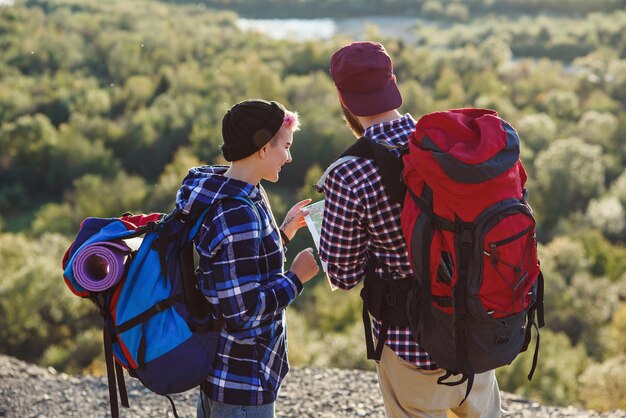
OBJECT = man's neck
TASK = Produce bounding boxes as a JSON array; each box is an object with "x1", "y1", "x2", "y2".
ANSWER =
[{"x1": 359, "y1": 109, "x2": 403, "y2": 131}]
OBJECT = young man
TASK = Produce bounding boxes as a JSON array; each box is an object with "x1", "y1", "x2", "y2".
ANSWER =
[
  {"x1": 175, "y1": 99, "x2": 319, "y2": 418},
  {"x1": 318, "y1": 42, "x2": 502, "y2": 417}
]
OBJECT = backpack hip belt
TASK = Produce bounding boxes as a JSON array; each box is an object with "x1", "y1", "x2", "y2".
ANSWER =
[{"x1": 361, "y1": 255, "x2": 414, "y2": 361}]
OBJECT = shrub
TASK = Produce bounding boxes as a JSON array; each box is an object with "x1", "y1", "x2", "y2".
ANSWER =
[
  {"x1": 579, "y1": 355, "x2": 626, "y2": 411},
  {"x1": 496, "y1": 330, "x2": 588, "y2": 407}
]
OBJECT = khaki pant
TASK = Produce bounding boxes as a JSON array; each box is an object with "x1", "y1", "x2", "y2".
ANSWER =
[{"x1": 375, "y1": 346, "x2": 502, "y2": 418}]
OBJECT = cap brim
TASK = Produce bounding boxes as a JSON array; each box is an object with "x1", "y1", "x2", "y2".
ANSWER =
[{"x1": 340, "y1": 80, "x2": 402, "y2": 117}]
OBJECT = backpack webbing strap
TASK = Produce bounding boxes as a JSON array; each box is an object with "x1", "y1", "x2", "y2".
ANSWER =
[
  {"x1": 420, "y1": 210, "x2": 435, "y2": 333},
  {"x1": 114, "y1": 362, "x2": 128, "y2": 408},
  {"x1": 453, "y1": 224, "x2": 474, "y2": 390},
  {"x1": 407, "y1": 186, "x2": 436, "y2": 334},
  {"x1": 116, "y1": 295, "x2": 185, "y2": 368},
  {"x1": 523, "y1": 271, "x2": 544, "y2": 381},
  {"x1": 536, "y1": 270, "x2": 545, "y2": 328},
  {"x1": 361, "y1": 299, "x2": 388, "y2": 361},
  {"x1": 115, "y1": 294, "x2": 185, "y2": 333},
  {"x1": 409, "y1": 187, "x2": 457, "y2": 233},
  {"x1": 526, "y1": 317, "x2": 541, "y2": 381},
  {"x1": 103, "y1": 323, "x2": 120, "y2": 418},
  {"x1": 432, "y1": 295, "x2": 453, "y2": 307},
  {"x1": 437, "y1": 371, "x2": 474, "y2": 405},
  {"x1": 165, "y1": 394, "x2": 180, "y2": 418},
  {"x1": 361, "y1": 256, "x2": 387, "y2": 361},
  {"x1": 103, "y1": 320, "x2": 129, "y2": 418},
  {"x1": 463, "y1": 374, "x2": 474, "y2": 405}
]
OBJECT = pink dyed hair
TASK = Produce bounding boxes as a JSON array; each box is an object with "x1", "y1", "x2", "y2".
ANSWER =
[
  {"x1": 281, "y1": 110, "x2": 300, "y2": 132},
  {"x1": 267, "y1": 109, "x2": 300, "y2": 147},
  {"x1": 270, "y1": 110, "x2": 300, "y2": 146}
]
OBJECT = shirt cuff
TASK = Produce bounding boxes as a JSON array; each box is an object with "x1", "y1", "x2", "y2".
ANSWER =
[{"x1": 284, "y1": 271, "x2": 304, "y2": 295}]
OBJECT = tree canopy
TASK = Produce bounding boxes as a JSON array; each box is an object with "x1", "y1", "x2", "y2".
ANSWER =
[{"x1": 2, "y1": 0, "x2": 626, "y2": 411}]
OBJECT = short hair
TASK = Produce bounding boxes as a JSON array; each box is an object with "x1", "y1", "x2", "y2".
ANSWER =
[
  {"x1": 269, "y1": 110, "x2": 300, "y2": 146},
  {"x1": 282, "y1": 110, "x2": 300, "y2": 132}
]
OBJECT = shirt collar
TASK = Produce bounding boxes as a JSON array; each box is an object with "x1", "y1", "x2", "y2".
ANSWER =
[{"x1": 363, "y1": 113, "x2": 416, "y2": 143}]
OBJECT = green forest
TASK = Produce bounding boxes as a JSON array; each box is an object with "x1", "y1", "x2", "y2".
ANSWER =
[{"x1": 1, "y1": 0, "x2": 626, "y2": 412}]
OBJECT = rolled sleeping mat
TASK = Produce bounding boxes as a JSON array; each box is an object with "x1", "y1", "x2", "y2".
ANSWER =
[{"x1": 73, "y1": 240, "x2": 133, "y2": 292}]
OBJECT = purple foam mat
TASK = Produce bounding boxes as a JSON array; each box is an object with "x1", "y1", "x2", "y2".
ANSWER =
[{"x1": 73, "y1": 240, "x2": 132, "y2": 292}]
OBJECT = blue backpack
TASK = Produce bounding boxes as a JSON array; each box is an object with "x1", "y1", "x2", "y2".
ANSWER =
[{"x1": 62, "y1": 202, "x2": 251, "y2": 417}]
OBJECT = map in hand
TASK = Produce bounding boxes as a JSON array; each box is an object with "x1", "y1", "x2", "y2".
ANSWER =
[
  {"x1": 303, "y1": 199, "x2": 336, "y2": 290},
  {"x1": 303, "y1": 199, "x2": 325, "y2": 250}
]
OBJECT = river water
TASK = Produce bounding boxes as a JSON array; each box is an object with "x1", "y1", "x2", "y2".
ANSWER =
[
  {"x1": 236, "y1": 16, "x2": 426, "y2": 43},
  {"x1": 0, "y1": 0, "x2": 423, "y2": 42},
  {"x1": 0, "y1": 2, "x2": 420, "y2": 42}
]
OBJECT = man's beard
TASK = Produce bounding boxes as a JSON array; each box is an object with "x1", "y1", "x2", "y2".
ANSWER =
[{"x1": 341, "y1": 104, "x2": 365, "y2": 138}]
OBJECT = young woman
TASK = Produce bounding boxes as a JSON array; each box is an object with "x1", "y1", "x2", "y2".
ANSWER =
[{"x1": 174, "y1": 99, "x2": 319, "y2": 418}]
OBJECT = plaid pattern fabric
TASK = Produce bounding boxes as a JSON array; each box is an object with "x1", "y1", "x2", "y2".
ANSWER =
[
  {"x1": 319, "y1": 114, "x2": 437, "y2": 369},
  {"x1": 177, "y1": 166, "x2": 303, "y2": 405}
]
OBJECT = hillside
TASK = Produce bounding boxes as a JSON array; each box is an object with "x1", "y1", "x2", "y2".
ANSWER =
[
  {"x1": 3, "y1": 0, "x2": 626, "y2": 413},
  {"x1": 1, "y1": 355, "x2": 625, "y2": 418}
]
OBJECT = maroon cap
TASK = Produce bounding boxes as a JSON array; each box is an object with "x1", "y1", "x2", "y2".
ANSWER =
[{"x1": 330, "y1": 41, "x2": 402, "y2": 116}]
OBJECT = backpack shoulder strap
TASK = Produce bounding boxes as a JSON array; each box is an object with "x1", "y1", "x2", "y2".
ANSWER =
[
  {"x1": 188, "y1": 206, "x2": 217, "y2": 240},
  {"x1": 187, "y1": 196, "x2": 261, "y2": 241},
  {"x1": 314, "y1": 156, "x2": 359, "y2": 192},
  {"x1": 315, "y1": 136, "x2": 406, "y2": 205},
  {"x1": 230, "y1": 196, "x2": 261, "y2": 230},
  {"x1": 178, "y1": 197, "x2": 261, "y2": 324}
]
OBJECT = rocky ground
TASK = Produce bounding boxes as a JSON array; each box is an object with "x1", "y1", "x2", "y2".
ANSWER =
[{"x1": 1, "y1": 355, "x2": 625, "y2": 418}]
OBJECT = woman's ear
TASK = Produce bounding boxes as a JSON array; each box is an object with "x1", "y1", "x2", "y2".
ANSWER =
[{"x1": 258, "y1": 145, "x2": 268, "y2": 159}]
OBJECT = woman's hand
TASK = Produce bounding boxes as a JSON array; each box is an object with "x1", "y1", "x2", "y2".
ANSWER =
[
  {"x1": 279, "y1": 198, "x2": 312, "y2": 243},
  {"x1": 290, "y1": 248, "x2": 319, "y2": 283}
]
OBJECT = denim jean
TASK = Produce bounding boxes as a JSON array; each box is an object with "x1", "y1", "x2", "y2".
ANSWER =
[{"x1": 196, "y1": 390, "x2": 275, "y2": 418}]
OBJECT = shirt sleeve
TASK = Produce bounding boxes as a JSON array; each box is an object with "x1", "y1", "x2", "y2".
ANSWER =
[
  {"x1": 318, "y1": 164, "x2": 369, "y2": 290},
  {"x1": 197, "y1": 201, "x2": 303, "y2": 335}
]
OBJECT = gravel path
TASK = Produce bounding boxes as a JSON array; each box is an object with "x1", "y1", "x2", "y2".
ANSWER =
[{"x1": 1, "y1": 355, "x2": 625, "y2": 418}]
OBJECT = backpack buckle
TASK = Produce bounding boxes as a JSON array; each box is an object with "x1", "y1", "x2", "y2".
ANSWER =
[{"x1": 145, "y1": 221, "x2": 158, "y2": 232}]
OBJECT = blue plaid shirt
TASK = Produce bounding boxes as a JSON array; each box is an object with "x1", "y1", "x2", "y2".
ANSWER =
[
  {"x1": 176, "y1": 166, "x2": 303, "y2": 405},
  {"x1": 319, "y1": 114, "x2": 437, "y2": 369}
]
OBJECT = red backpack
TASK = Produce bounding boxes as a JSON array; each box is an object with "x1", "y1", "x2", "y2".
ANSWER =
[
  {"x1": 402, "y1": 108, "x2": 544, "y2": 398},
  {"x1": 317, "y1": 108, "x2": 544, "y2": 401}
]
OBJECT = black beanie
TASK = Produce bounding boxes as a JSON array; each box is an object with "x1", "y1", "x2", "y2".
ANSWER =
[{"x1": 221, "y1": 99, "x2": 286, "y2": 162}]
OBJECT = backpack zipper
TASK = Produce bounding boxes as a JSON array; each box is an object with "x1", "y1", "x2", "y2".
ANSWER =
[{"x1": 489, "y1": 225, "x2": 533, "y2": 249}]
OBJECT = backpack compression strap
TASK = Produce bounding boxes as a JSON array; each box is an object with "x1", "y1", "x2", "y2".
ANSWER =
[
  {"x1": 522, "y1": 270, "x2": 545, "y2": 381},
  {"x1": 103, "y1": 317, "x2": 129, "y2": 418},
  {"x1": 88, "y1": 290, "x2": 129, "y2": 418}
]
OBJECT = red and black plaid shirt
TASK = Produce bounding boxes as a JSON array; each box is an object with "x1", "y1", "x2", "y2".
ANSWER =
[{"x1": 319, "y1": 114, "x2": 437, "y2": 369}]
